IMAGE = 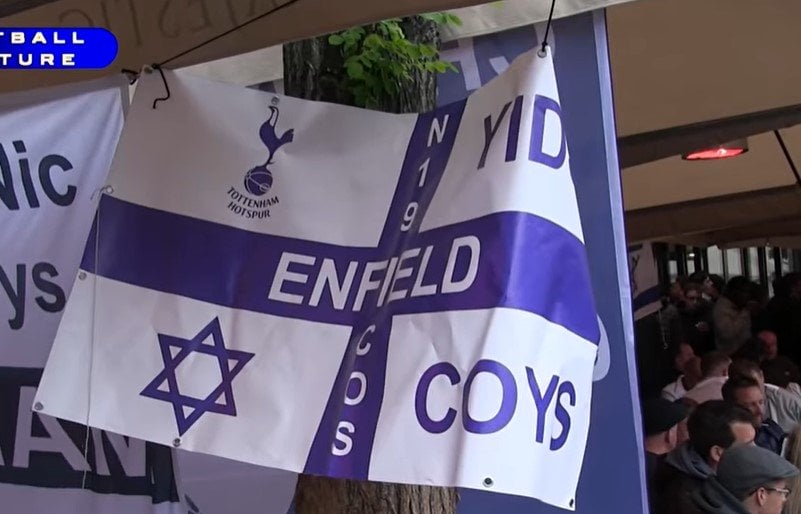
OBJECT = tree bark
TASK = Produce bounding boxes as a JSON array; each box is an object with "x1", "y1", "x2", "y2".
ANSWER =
[
  {"x1": 294, "y1": 476, "x2": 458, "y2": 514},
  {"x1": 283, "y1": 15, "x2": 457, "y2": 514}
]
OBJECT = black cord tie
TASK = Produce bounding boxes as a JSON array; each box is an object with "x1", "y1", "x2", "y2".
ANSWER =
[{"x1": 538, "y1": 0, "x2": 557, "y2": 57}]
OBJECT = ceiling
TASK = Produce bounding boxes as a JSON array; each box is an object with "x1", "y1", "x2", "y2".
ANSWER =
[{"x1": 607, "y1": 0, "x2": 801, "y2": 247}]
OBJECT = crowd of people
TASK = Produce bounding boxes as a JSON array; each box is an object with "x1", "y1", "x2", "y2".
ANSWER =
[{"x1": 641, "y1": 271, "x2": 801, "y2": 513}]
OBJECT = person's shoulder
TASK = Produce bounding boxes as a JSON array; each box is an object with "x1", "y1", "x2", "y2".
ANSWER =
[
  {"x1": 773, "y1": 385, "x2": 801, "y2": 406},
  {"x1": 661, "y1": 378, "x2": 684, "y2": 400}
]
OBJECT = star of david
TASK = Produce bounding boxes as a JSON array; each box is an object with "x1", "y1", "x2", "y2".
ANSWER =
[{"x1": 140, "y1": 317, "x2": 255, "y2": 436}]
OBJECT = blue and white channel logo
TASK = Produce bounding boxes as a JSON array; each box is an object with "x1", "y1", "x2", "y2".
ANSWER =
[{"x1": 0, "y1": 28, "x2": 118, "y2": 69}]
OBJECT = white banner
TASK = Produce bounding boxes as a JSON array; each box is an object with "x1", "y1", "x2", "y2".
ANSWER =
[
  {"x1": 36, "y1": 49, "x2": 599, "y2": 509},
  {"x1": 0, "y1": 77, "x2": 181, "y2": 514}
]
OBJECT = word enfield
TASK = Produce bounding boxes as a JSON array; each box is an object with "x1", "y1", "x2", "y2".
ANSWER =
[{"x1": 268, "y1": 235, "x2": 480, "y2": 311}]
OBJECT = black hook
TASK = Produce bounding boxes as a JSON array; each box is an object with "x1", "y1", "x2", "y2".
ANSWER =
[
  {"x1": 151, "y1": 63, "x2": 171, "y2": 110},
  {"x1": 121, "y1": 68, "x2": 139, "y2": 85}
]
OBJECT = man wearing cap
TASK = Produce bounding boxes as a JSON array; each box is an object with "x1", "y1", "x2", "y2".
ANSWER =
[
  {"x1": 693, "y1": 444, "x2": 799, "y2": 513},
  {"x1": 655, "y1": 400, "x2": 756, "y2": 514},
  {"x1": 644, "y1": 397, "x2": 689, "y2": 475},
  {"x1": 643, "y1": 397, "x2": 690, "y2": 513}
]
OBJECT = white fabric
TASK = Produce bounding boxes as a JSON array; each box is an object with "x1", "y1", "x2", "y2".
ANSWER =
[
  {"x1": 661, "y1": 377, "x2": 688, "y2": 402},
  {"x1": 684, "y1": 377, "x2": 727, "y2": 405},
  {"x1": 35, "y1": 50, "x2": 599, "y2": 509}
]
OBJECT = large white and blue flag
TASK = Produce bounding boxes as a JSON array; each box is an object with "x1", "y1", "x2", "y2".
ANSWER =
[{"x1": 36, "y1": 49, "x2": 598, "y2": 509}]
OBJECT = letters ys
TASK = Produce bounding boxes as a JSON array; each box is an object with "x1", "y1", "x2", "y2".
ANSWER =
[{"x1": 1, "y1": 140, "x2": 75, "y2": 329}]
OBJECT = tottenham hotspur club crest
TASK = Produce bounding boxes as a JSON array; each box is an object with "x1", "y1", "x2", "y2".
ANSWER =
[
  {"x1": 245, "y1": 104, "x2": 294, "y2": 195},
  {"x1": 225, "y1": 98, "x2": 293, "y2": 219}
]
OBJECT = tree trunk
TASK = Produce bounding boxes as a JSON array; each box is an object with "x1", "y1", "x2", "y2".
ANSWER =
[
  {"x1": 294, "y1": 476, "x2": 458, "y2": 514},
  {"x1": 283, "y1": 15, "x2": 457, "y2": 514}
]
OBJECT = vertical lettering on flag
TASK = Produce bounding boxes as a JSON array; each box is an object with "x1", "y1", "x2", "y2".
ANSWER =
[{"x1": 303, "y1": 100, "x2": 467, "y2": 478}]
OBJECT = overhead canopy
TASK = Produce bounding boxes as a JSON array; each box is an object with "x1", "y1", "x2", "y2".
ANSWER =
[
  {"x1": 606, "y1": 0, "x2": 801, "y2": 247},
  {"x1": 0, "y1": 0, "x2": 632, "y2": 94},
  {"x1": 623, "y1": 128, "x2": 801, "y2": 247}
]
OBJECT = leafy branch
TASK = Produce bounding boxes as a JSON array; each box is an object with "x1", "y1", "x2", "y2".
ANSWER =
[{"x1": 328, "y1": 13, "x2": 461, "y2": 109}]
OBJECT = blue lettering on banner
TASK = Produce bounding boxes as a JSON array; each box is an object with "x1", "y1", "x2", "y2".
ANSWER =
[
  {"x1": 477, "y1": 94, "x2": 564, "y2": 172},
  {"x1": 414, "y1": 361, "x2": 576, "y2": 447},
  {"x1": 0, "y1": 28, "x2": 118, "y2": 69},
  {"x1": 0, "y1": 140, "x2": 77, "y2": 210},
  {"x1": 83, "y1": 91, "x2": 599, "y2": 480},
  {"x1": 0, "y1": 367, "x2": 178, "y2": 500},
  {"x1": 0, "y1": 262, "x2": 66, "y2": 330}
]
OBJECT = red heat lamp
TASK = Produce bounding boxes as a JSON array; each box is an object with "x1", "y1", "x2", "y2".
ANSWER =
[{"x1": 682, "y1": 138, "x2": 749, "y2": 161}]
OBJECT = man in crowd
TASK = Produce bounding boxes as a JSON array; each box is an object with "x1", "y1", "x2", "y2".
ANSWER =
[
  {"x1": 758, "y1": 331, "x2": 780, "y2": 363},
  {"x1": 685, "y1": 352, "x2": 732, "y2": 405},
  {"x1": 729, "y1": 358, "x2": 801, "y2": 433},
  {"x1": 682, "y1": 282, "x2": 716, "y2": 355},
  {"x1": 663, "y1": 343, "x2": 704, "y2": 401},
  {"x1": 693, "y1": 444, "x2": 798, "y2": 514},
  {"x1": 721, "y1": 375, "x2": 785, "y2": 454},
  {"x1": 655, "y1": 400, "x2": 756, "y2": 514},
  {"x1": 643, "y1": 397, "x2": 690, "y2": 512},
  {"x1": 766, "y1": 273, "x2": 801, "y2": 363},
  {"x1": 714, "y1": 277, "x2": 755, "y2": 355},
  {"x1": 690, "y1": 271, "x2": 724, "y2": 304}
]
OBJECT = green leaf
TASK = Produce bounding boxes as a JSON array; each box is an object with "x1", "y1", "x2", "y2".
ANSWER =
[
  {"x1": 447, "y1": 14, "x2": 463, "y2": 26},
  {"x1": 346, "y1": 60, "x2": 365, "y2": 79},
  {"x1": 336, "y1": 13, "x2": 466, "y2": 108},
  {"x1": 388, "y1": 23, "x2": 405, "y2": 40},
  {"x1": 419, "y1": 44, "x2": 437, "y2": 58},
  {"x1": 420, "y1": 12, "x2": 446, "y2": 24},
  {"x1": 433, "y1": 61, "x2": 450, "y2": 73},
  {"x1": 359, "y1": 55, "x2": 373, "y2": 68},
  {"x1": 363, "y1": 33, "x2": 383, "y2": 49},
  {"x1": 406, "y1": 45, "x2": 421, "y2": 60}
]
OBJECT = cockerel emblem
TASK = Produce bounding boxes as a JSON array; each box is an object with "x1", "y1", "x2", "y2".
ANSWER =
[{"x1": 244, "y1": 104, "x2": 295, "y2": 197}]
